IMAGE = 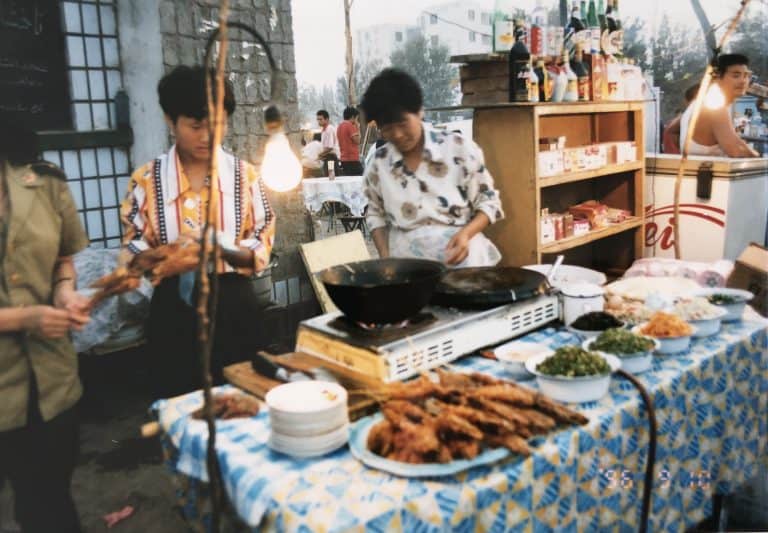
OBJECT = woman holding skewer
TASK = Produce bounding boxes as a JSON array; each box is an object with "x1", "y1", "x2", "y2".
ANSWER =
[{"x1": 0, "y1": 114, "x2": 90, "y2": 532}]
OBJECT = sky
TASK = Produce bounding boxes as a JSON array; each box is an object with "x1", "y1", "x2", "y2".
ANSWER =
[{"x1": 290, "y1": 0, "x2": 759, "y2": 88}]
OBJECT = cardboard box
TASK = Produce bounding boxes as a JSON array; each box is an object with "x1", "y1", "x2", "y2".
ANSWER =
[
  {"x1": 589, "y1": 54, "x2": 606, "y2": 101},
  {"x1": 538, "y1": 150, "x2": 564, "y2": 177},
  {"x1": 727, "y1": 242, "x2": 768, "y2": 316}
]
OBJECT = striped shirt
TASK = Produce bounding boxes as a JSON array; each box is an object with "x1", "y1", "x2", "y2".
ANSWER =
[{"x1": 120, "y1": 145, "x2": 275, "y2": 275}]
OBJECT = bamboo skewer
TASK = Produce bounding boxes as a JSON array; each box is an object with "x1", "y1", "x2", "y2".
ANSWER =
[{"x1": 197, "y1": 2, "x2": 231, "y2": 531}]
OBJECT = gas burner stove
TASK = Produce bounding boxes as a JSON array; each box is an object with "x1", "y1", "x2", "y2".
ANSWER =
[
  {"x1": 296, "y1": 295, "x2": 559, "y2": 382},
  {"x1": 328, "y1": 312, "x2": 438, "y2": 341}
]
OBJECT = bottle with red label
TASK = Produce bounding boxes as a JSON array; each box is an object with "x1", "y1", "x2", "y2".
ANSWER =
[
  {"x1": 530, "y1": 0, "x2": 547, "y2": 57},
  {"x1": 571, "y1": 43, "x2": 591, "y2": 101}
]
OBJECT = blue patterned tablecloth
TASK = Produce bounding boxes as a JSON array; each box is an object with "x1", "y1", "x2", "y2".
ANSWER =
[{"x1": 152, "y1": 313, "x2": 768, "y2": 532}]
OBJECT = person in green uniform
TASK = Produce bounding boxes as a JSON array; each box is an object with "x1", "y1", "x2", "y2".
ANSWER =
[{"x1": 0, "y1": 115, "x2": 91, "y2": 532}]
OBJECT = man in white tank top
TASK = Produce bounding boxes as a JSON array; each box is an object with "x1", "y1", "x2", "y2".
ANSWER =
[{"x1": 679, "y1": 53, "x2": 760, "y2": 158}]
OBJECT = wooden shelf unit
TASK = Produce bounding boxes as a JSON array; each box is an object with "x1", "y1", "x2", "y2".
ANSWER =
[{"x1": 474, "y1": 101, "x2": 645, "y2": 271}]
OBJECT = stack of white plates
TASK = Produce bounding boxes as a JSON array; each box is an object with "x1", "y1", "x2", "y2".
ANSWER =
[{"x1": 265, "y1": 381, "x2": 349, "y2": 458}]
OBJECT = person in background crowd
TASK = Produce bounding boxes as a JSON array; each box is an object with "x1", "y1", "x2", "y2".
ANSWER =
[
  {"x1": 679, "y1": 53, "x2": 760, "y2": 157},
  {"x1": 301, "y1": 132, "x2": 324, "y2": 178},
  {"x1": 360, "y1": 68, "x2": 505, "y2": 267},
  {"x1": 316, "y1": 109, "x2": 340, "y2": 176},
  {"x1": 120, "y1": 66, "x2": 275, "y2": 396},
  {"x1": 0, "y1": 114, "x2": 91, "y2": 533},
  {"x1": 663, "y1": 83, "x2": 699, "y2": 154},
  {"x1": 337, "y1": 106, "x2": 363, "y2": 175}
]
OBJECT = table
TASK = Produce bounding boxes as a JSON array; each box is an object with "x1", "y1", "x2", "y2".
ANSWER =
[
  {"x1": 153, "y1": 313, "x2": 767, "y2": 532},
  {"x1": 301, "y1": 176, "x2": 368, "y2": 217}
]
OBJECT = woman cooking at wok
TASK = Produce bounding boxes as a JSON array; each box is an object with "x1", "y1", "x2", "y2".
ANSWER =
[{"x1": 361, "y1": 68, "x2": 504, "y2": 267}]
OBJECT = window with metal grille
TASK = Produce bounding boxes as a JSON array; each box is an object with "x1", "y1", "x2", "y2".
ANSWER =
[
  {"x1": 42, "y1": 0, "x2": 132, "y2": 248},
  {"x1": 42, "y1": 145, "x2": 131, "y2": 249},
  {"x1": 61, "y1": 0, "x2": 122, "y2": 131}
]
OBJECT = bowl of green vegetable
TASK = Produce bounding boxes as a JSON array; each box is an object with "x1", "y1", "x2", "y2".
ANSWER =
[
  {"x1": 581, "y1": 328, "x2": 659, "y2": 374},
  {"x1": 525, "y1": 346, "x2": 621, "y2": 403},
  {"x1": 693, "y1": 288, "x2": 754, "y2": 322}
]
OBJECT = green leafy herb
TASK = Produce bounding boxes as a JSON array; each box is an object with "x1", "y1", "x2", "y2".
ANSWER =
[
  {"x1": 536, "y1": 346, "x2": 611, "y2": 378},
  {"x1": 706, "y1": 294, "x2": 738, "y2": 305},
  {"x1": 589, "y1": 328, "x2": 655, "y2": 356}
]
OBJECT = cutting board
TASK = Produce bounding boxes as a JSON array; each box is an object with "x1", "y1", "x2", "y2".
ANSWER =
[
  {"x1": 299, "y1": 231, "x2": 371, "y2": 314},
  {"x1": 223, "y1": 352, "x2": 381, "y2": 421}
]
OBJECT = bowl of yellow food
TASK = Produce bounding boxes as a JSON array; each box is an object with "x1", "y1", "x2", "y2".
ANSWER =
[{"x1": 632, "y1": 312, "x2": 695, "y2": 355}]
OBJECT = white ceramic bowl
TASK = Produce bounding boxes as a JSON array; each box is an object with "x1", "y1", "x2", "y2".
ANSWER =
[
  {"x1": 693, "y1": 287, "x2": 754, "y2": 322},
  {"x1": 493, "y1": 341, "x2": 553, "y2": 380},
  {"x1": 685, "y1": 307, "x2": 727, "y2": 338},
  {"x1": 632, "y1": 324, "x2": 695, "y2": 355},
  {"x1": 581, "y1": 338, "x2": 659, "y2": 374},
  {"x1": 525, "y1": 351, "x2": 621, "y2": 403}
]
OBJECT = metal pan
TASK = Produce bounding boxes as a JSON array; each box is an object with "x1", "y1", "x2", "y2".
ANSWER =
[
  {"x1": 431, "y1": 266, "x2": 549, "y2": 309},
  {"x1": 319, "y1": 258, "x2": 445, "y2": 325}
]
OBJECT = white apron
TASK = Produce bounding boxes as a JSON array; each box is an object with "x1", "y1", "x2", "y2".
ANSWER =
[{"x1": 388, "y1": 224, "x2": 501, "y2": 268}]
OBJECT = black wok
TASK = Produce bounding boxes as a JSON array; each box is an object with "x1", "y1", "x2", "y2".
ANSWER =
[
  {"x1": 431, "y1": 266, "x2": 549, "y2": 309},
  {"x1": 319, "y1": 258, "x2": 445, "y2": 324}
]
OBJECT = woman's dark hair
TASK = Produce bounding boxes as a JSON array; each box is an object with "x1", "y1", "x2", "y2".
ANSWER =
[
  {"x1": 714, "y1": 53, "x2": 749, "y2": 78},
  {"x1": 316, "y1": 109, "x2": 330, "y2": 119},
  {"x1": 684, "y1": 82, "x2": 700, "y2": 103},
  {"x1": 0, "y1": 113, "x2": 39, "y2": 166},
  {"x1": 361, "y1": 68, "x2": 422, "y2": 126},
  {"x1": 158, "y1": 65, "x2": 235, "y2": 123},
  {"x1": 342, "y1": 106, "x2": 359, "y2": 120}
]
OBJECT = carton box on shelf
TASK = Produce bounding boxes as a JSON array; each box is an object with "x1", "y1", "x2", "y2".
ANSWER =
[
  {"x1": 584, "y1": 144, "x2": 608, "y2": 170},
  {"x1": 573, "y1": 218, "x2": 591, "y2": 236},
  {"x1": 615, "y1": 141, "x2": 637, "y2": 163},
  {"x1": 540, "y1": 209, "x2": 555, "y2": 244},
  {"x1": 563, "y1": 147, "x2": 587, "y2": 173},
  {"x1": 538, "y1": 149, "x2": 565, "y2": 177}
]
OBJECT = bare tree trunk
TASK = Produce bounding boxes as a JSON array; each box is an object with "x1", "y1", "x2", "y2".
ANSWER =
[
  {"x1": 344, "y1": 0, "x2": 356, "y2": 105},
  {"x1": 690, "y1": 0, "x2": 717, "y2": 61}
]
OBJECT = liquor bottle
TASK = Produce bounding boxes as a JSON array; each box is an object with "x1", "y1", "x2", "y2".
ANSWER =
[
  {"x1": 612, "y1": 0, "x2": 623, "y2": 54},
  {"x1": 597, "y1": 0, "x2": 606, "y2": 34},
  {"x1": 565, "y1": 1, "x2": 584, "y2": 42},
  {"x1": 535, "y1": 58, "x2": 549, "y2": 101},
  {"x1": 571, "y1": 43, "x2": 591, "y2": 101},
  {"x1": 508, "y1": 29, "x2": 532, "y2": 102},
  {"x1": 579, "y1": 0, "x2": 588, "y2": 48},
  {"x1": 559, "y1": 0, "x2": 569, "y2": 27},
  {"x1": 586, "y1": 0, "x2": 600, "y2": 54},
  {"x1": 551, "y1": 63, "x2": 567, "y2": 102},
  {"x1": 529, "y1": 63, "x2": 540, "y2": 102},
  {"x1": 530, "y1": 0, "x2": 547, "y2": 57},
  {"x1": 562, "y1": 50, "x2": 579, "y2": 101}
]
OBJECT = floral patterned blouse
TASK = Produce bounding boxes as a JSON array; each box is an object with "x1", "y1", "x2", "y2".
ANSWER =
[{"x1": 363, "y1": 123, "x2": 504, "y2": 232}]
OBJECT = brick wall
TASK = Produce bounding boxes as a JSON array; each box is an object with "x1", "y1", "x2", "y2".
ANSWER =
[{"x1": 158, "y1": 0, "x2": 311, "y2": 281}]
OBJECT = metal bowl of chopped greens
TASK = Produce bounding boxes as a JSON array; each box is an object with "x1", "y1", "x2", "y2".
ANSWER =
[
  {"x1": 582, "y1": 328, "x2": 659, "y2": 374},
  {"x1": 525, "y1": 346, "x2": 620, "y2": 403},
  {"x1": 693, "y1": 287, "x2": 754, "y2": 322}
]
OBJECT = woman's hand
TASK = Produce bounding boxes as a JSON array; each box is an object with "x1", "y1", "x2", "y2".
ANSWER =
[
  {"x1": 445, "y1": 229, "x2": 471, "y2": 265},
  {"x1": 22, "y1": 306, "x2": 73, "y2": 338},
  {"x1": 53, "y1": 286, "x2": 91, "y2": 330}
]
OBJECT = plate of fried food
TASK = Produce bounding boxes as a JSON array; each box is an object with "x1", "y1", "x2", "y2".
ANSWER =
[{"x1": 348, "y1": 370, "x2": 588, "y2": 477}]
